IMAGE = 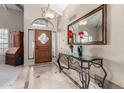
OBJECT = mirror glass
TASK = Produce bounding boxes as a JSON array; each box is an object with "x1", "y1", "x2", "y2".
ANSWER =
[
  {"x1": 68, "y1": 5, "x2": 107, "y2": 45},
  {"x1": 69, "y1": 10, "x2": 102, "y2": 43}
]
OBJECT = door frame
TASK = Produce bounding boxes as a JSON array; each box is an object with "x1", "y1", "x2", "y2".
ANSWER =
[{"x1": 35, "y1": 29, "x2": 52, "y2": 64}]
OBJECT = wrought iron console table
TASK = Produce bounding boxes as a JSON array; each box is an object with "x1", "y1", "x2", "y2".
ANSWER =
[{"x1": 57, "y1": 53, "x2": 107, "y2": 89}]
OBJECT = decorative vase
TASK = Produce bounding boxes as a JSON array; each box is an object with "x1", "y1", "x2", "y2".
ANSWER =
[
  {"x1": 77, "y1": 45, "x2": 83, "y2": 59},
  {"x1": 70, "y1": 45, "x2": 73, "y2": 53}
]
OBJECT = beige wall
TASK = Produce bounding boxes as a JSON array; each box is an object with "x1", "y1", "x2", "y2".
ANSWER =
[
  {"x1": 58, "y1": 4, "x2": 124, "y2": 87},
  {"x1": 0, "y1": 8, "x2": 23, "y2": 31},
  {"x1": 24, "y1": 4, "x2": 57, "y2": 65},
  {"x1": 0, "y1": 8, "x2": 23, "y2": 63}
]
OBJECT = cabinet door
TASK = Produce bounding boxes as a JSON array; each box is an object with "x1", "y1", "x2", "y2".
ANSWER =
[
  {"x1": 9, "y1": 31, "x2": 20, "y2": 47},
  {"x1": 13, "y1": 32, "x2": 20, "y2": 47}
]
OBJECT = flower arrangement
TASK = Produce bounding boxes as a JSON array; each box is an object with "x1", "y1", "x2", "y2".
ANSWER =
[{"x1": 68, "y1": 30, "x2": 74, "y2": 53}]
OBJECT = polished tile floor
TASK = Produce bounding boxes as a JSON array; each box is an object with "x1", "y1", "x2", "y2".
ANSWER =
[
  {"x1": 27, "y1": 62, "x2": 100, "y2": 89},
  {"x1": 0, "y1": 62, "x2": 100, "y2": 89},
  {"x1": 0, "y1": 64, "x2": 23, "y2": 88},
  {"x1": 28, "y1": 63, "x2": 78, "y2": 89}
]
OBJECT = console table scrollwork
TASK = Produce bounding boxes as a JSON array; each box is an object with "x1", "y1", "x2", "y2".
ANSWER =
[{"x1": 57, "y1": 53, "x2": 107, "y2": 89}]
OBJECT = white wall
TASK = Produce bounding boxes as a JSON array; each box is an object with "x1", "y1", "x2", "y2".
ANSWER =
[
  {"x1": 0, "y1": 8, "x2": 23, "y2": 64},
  {"x1": 58, "y1": 4, "x2": 124, "y2": 87},
  {"x1": 24, "y1": 4, "x2": 57, "y2": 65}
]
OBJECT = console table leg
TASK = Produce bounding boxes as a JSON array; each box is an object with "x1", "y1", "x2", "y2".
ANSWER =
[
  {"x1": 86, "y1": 69, "x2": 90, "y2": 89},
  {"x1": 80, "y1": 72, "x2": 84, "y2": 89},
  {"x1": 101, "y1": 66, "x2": 107, "y2": 88},
  {"x1": 57, "y1": 55, "x2": 62, "y2": 73}
]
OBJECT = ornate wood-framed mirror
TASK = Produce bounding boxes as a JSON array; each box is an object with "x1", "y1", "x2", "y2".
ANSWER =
[{"x1": 67, "y1": 4, "x2": 107, "y2": 45}]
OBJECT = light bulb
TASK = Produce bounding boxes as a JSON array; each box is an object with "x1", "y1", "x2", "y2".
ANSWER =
[{"x1": 44, "y1": 12, "x2": 55, "y2": 19}]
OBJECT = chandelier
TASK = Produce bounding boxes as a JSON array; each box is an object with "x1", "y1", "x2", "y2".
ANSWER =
[
  {"x1": 31, "y1": 4, "x2": 55, "y2": 28},
  {"x1": 41, "y1": 4, "x2": 55, "y2": 19}
]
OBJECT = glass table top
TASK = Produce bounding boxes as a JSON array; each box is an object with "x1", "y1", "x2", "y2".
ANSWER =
[
  {"x1": 61, "y1": 53, "x2": 102, "y2": 62},
  {"x1": 72, "y1": 54, "x2": 98, "y2": 61}
]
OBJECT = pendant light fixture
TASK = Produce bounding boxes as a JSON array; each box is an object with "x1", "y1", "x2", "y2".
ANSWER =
[
  {"x1": 41, "y1": 4, "x2": 55, "y2": 19},
  {"x1": 31, "y1": 4, "x2": 55, "y2": 28}
]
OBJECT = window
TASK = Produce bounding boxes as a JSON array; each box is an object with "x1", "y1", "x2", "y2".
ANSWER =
[
  {"x1": 0, "y1": 29, "x2": 8, "y2": 55},
  {"x1": 28, "y1": 29, "x2": 35, "y2": 59},
  {"x1": 31, "y1": 18, "x2": 54, "y2": 28}
]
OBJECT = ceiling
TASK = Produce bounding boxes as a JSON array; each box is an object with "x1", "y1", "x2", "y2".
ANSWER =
[
  {"x1": 49, "y1": 4, "x2": 68, "y2": 15},
  {"x1": 0, "y1": 4, "x2": 68, "y2": 15},
  {"x1": 0, "y1": 4, "x2": 23, "y2": 12},
  {"x1": 38, "y1": 4, "x2": 68, "y2": 15}
]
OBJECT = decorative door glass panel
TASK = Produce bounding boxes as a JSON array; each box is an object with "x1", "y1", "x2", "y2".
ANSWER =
[{"x1": 38, "y1": 33, "x2": 49, "y2": 44}]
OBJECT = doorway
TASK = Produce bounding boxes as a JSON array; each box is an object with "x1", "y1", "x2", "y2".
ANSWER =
[{"x1": 35, "y1": 30, "x2": 52, "y2": 64}]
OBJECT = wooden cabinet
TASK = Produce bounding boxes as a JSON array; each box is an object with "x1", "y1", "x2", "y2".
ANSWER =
[
  {"x1": 9, "y1": 31, "x2": 23, "y2": 48},
  {"x1": 5, "y1": 31, "x2": 24, "y2": 66},
  {"x1": 5, "y1": 47, "x2": 20, "y2": 66}
]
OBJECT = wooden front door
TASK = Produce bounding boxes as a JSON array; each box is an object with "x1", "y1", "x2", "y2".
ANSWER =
[{"x1": 35, "y1": 30, "x2": 52, "y2": 64}]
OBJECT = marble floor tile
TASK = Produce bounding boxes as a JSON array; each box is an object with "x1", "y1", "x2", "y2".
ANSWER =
[
  {"x1": 28, "y1": 63, "x2": 79, "y2": 89},
  {"x1": 12, "y1": 66, "x2": 29, "y2": 89},
  {"x1": 28, "y1": 62, "x2": 100, "y2": 89},
  {"x1": 0, "y1": 62, "x2": 101, "y2": 89},
  {"x1": 0, "y1": 64, "x2": 23, "y2": 88}
]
